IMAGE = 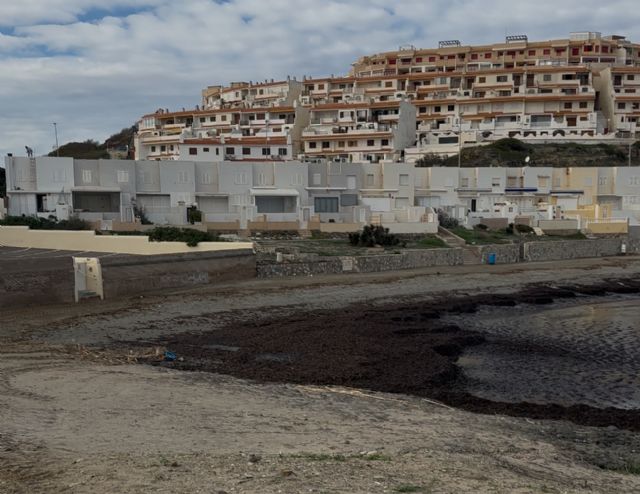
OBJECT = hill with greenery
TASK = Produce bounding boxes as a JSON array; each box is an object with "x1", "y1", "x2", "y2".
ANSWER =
[
  {"x1": 47, "y1": 126, "x2": 136, "y2": 160},
  {"x1": 416, "y1": 138, "x2": 640, "y2": 168}
]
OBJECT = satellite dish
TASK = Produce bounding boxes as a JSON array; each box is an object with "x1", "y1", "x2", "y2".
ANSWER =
[{"x1": 525, "y1": 156, "x2": 531, "y2": 163}]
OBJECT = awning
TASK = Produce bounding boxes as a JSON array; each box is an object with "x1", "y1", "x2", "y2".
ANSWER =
[{"x1": 250, "y1": 188, "x2": 299, "y2": 197}]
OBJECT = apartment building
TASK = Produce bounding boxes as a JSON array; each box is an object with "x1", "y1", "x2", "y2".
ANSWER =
[
  {"x1": 4, "y1": 157, "x2": 439, "y2": 233},
  {"x1": 135, "y1": 33, "x2": 640, "y2": 163}
]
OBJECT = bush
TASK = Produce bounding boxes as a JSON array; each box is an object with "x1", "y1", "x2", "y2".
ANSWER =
[
  {"x1": 515, "y1": 223, "x2": 534, "y2": 234},
  {"x1": 349, "y1": 225, "x2": 401, "y2": 248},
  {"x1": 474, "y1": 223, "x2": 489, "y2": 231},
  {"x1": 187, "y1": 208, "x2": 203, "y2": 224},
  {"x1": 437, "y1": 209, "x2": 459, "y2": 229},
  {"x1": 147, "y1": 226, "x2": 219, "y2": 247},
  {"x1": 0, "y1": 215, "x2": 91, "y2": 230},
  {"x1": 505, "y1": 223, "x2": 514, "y2": 235}
]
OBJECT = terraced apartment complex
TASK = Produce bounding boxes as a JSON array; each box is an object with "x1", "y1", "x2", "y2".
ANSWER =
[{"x1": 135, "y1": 32, "x2": 640, "y2": 163}]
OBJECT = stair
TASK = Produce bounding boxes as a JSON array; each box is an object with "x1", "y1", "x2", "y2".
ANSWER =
[{"x1": 461, "y1": 248, "x2": 481, "y2": 265}]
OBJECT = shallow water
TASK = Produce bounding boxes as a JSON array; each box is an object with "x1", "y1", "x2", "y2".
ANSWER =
[{"x1": 453, "y1": 296, "x2": 640, "y2": 410}]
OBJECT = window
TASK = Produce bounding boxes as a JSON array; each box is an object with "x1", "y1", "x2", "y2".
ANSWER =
[
  {"x1": 471, "y1": 54, "x2": 478, "y2": 60},
  {"x1": 492, "y1": 177, "x2": 501, "y2": 187},
  {"x1": 348, "y1": 140, "x2": 357, "y2": 147},
  {"x1": 82, "y1": 170, "x2": 92, "y2": 183},
  {"x1": 189, "y1": 147, "x2": 198, "y2": 155},
  {"x1": 385, "y1": 81, "x2": 393, "y2": 88},
  {"x1": 598, "y1": 176, "x2": 608, "y2": 186},
  {"x1": 564, "y1": 102, "x2": 572, "y2": 109},
  {"x1": 447, "y1": 105, "x2": 455, "y2": 111},
  {"x1": 117, "y1": 170, "x2": 129, "y2": 183},
  {"x1": 460, "y1": 177, "x2": 469, "y2": 188},
  {"x1": 200, "y1": 117, "x2": 206, "y2": 123},
  {"x1": 314, "y1": 197, "x2": 339, "y2": 213},
  {"x1": 201, "y1": 172, "x2": 212, "y2": 185},
  {"x1": 537, "y1": 176, "x2": 549, "y2": 188},
  {"x1": 160, "y1": 145, "x2": 166, "y2": 152},
  {"x1": 381, "y1": 139, "x2": 389, "y2": 146},
  {"x1": 367, "y1": 139, "x2": 375, "y2": 147},
  {"x1": 221, "y1": 115, "x2": 227, "y2": 122},
  {"x1": 262, "y1": 148, "x2": 270, "y2": 156},
  {"x1": 242, "y1": 147, "x2": 251, "y2": 155},
  {"x1": 399, "y1": 174, "x2": 409, "y2": 186},
  {"x1": 309, "y1": 142, "x2": 317, "y2": 149},
  {"x1": 226, "y1": 147, "x2": 235, "y2": 156},
  {"x1": 543, "y1": 74, "x2": 552, "y2": 82},
  {"x1": 484, "y1": 53, "x2": 491, "y2": 59},
  {"x1": 434, "y1": 106, "x2": 441, "y2": 113},
  {"x1": 278, "y1": 148, "x2": 288, "y2": 156},
  {"x1": 216, "y1": 148, "x2": 220, "y2": 155},
  {"x1": 628, "y1": 176, "x2": 640, "y2": 186},
  {"x1": 170, "y1": 145, "x2": 174, "y2": 151},
  {"x1": 151, "y1": 146, "x2": 156, "y2": 153},
  {"x1": 497, "y1": 75, "x2": 508, "y2": 83},
  {"x1": 322, "y1": 141, "x2": 330, "y2": 149},
  {"x1": 579, "y1": 102, "x2": 588, "y2": 109},
  {"x1": 628, "y1": 75, "x2": 636, "y2": 81},
  {"x1": 618, "y1": 102, "x2": 626, "y2": 110},
  {"x1": 313, "y1": 173, "x2": 321, "y2": 185},
  {"x1": 210, "y1": 116, "x2": 216, "y2": 122},
  {"x1": 177, "y1": 171, "x2": 189, "y2": 184},
  {"x1": 478, "y1": 77, "x2": 486, "y2": 83},
  {"x1": 528, "y1": 50, "x2": 536, "y2": 56}
]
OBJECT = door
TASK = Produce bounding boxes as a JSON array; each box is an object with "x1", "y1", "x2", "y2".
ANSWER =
[
  {"x1": 347, "y1": 175, "x2": 356, "y2": 190},
  {"x1": 471, "y1": 199, "x2": 477, "y2": 212}
]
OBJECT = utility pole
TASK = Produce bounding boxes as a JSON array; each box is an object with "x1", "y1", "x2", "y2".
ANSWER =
[{"x1": 53, "y1": 122, "x2": 59, "y2": 157}]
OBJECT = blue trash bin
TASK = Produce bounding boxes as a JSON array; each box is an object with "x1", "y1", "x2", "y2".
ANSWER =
[{"x1": 488, "y1": 253, "x2": 496, "y2": 265}]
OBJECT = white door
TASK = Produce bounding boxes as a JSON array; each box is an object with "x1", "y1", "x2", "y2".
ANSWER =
[{"x1": 347, "y1": 175, "x2": 356, "y2": 190}]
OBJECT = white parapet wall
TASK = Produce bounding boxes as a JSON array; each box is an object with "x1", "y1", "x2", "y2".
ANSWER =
[{"x1": 0, "y1": 226, "x2": 254, "y2": 256}]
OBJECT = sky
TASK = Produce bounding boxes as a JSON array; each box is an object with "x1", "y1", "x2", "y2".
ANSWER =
[{"x1": 1, "y1": 0, "x2": 640, "y2": 158}]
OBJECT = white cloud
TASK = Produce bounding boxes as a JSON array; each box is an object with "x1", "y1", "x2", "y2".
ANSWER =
[{"x1": 1, "y1": 0, "x2": 640, "y2": 157}]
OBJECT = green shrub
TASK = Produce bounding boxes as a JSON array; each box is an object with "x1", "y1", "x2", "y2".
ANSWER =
[
  {"x1": 0, "y1": 215, "x2": 91, "y2": 230},
  {"x1": 147, "y1": 226, "x2": 219, "y2": 247},
  {"x1": 474, "y1": 223, "x2": 489, "y2": 231},
  {"x1": 187, "y1": 208, "x2": 203, "y2": 224},
  {"x1": 437, "y1": 209, "x2": 459, "y2": 229},
  {"x1": 505, "y1": 223, "x2": 514, "y2": 235},
  {"x1": 349, "y1": 225, "x2": 401, "y2": 248},
  {"x1": 515, "y1": 223, "x2": 534, "y2": 234}
]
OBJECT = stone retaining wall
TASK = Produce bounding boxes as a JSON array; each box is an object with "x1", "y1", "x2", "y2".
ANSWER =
[
  {"x1": 523, "y1": 238, "x2": 624, "y2": 262},
  {"x1": 257, "y1": 248, "x2": 463, "y2": 278},
  {"x1": 477, "y1": 244, "x2": 521, "y2": 264}
]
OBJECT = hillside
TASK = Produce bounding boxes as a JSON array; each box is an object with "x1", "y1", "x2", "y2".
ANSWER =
[
  {"x1": 416, "y1": 138, "x2": 640, "y2": 168},
  {"x1": 48, "y1": 126, "x2": 136, "y2": 160}
]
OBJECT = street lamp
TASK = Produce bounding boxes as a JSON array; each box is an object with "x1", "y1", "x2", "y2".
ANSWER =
[{"x1": 52, "y1": 122, "x2": 59, "y2": 157}]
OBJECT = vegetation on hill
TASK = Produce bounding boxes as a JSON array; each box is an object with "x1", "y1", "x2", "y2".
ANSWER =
[
  {"x1": 47, "y1": 126, "x2": 136, "y2": 160},
  {"x1": 416, "y1": 138, "x2": 640, "y2": 168}
]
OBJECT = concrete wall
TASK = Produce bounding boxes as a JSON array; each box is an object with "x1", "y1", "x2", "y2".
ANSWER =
[
  {"x1": 257, "y1": 248, "x2": 463, "y2": 278},
  {"x1": 100, "y1": 250, "x2": 255, "y2": 299},
  {"x1": 0, "y1": 226, "x2": 254, "y2": 256},
  {"x1": 523, "y1": 238, "x2": 624, "y2": 262},
  {"x1": 0, "y1": 250, "x2": 255, "y2": 308},
  {"x1": 0, "y1": 257, "x2": 74, "y2": 308}
]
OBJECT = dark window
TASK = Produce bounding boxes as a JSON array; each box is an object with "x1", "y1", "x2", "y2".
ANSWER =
[
  {"x1": 381, "y1": 139, "x2": 389, "y2": 146},
  {"x1": 309, "y1": 142, "x2": 317, "y2": 149},
  {"x1": 497, "y1": 75, "x2": 508, "y2": 82},
  {"x1": 262, "y1": 148, "x2": 270, "y2": 155},
  {"x1": 215, "y1": 148, "x2": 220, "y2": 155},
  {"x1": 367, "y1": 139, "x2": 375, "y2": 146},
  {"x1": 203, "y1": 147, "x2": 210, "y2": 152},
  {"x1": 340, "y1": 194, "x2": 358, "y2": 207},
  {"x1": 447, "y1": 105, "x2": 454, "y2": 111},
  {"x1": 160, "y1": 145, "x2": 166, "y2": 152},
  {"x1": 278, "y1": 148, "x2": 288, "y2": 156},
  {"x1": 564, "y1": 102, "x2": 572, "y2": 109},
  {"x1": 618, "y1": 102, "x2": 626, "y2": 110},
  {"x1": 322, "y1": 141, "x2": 331, "y2": 149},
  {"x1": 314, "y1": 197, "x2": 339, "y2": 213},
  {"x1": 434, "y1": 106, "x2": 441, "y2": 112},
  {"x1": 243, "y1": 147, "x2": 251, "y2": 155},
  {"x1": 189, "y1": 147, "x2": 197, "y2": 155},
  {"x1": 151, "y1": 146, "x2": 156, "y2": 152},
  {"x1": 579, "y1": 102, "x2": 588, "y2": 109},
  {"x1": 225, "y1": 147, "x2": 234, "y2": 155}
]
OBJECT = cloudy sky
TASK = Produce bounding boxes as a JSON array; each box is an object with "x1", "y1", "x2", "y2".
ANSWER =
[{"x1": 1, "y1": 0, "x2": 640, "y2": 158}]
